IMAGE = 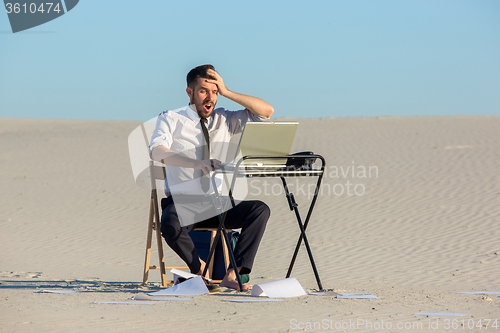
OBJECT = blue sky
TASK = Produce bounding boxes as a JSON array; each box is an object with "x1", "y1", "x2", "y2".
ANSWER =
[{"x1": 1, "y1": 0, "x2": 499, "y2": 121}]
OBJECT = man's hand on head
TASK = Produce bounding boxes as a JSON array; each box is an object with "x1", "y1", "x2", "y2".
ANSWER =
[
  {"x1": 203, "y1": 68, "x2": 274, "y2": 118},
  {"x1": 206, "y1": 69, "x2": 229, "y2": 97}
]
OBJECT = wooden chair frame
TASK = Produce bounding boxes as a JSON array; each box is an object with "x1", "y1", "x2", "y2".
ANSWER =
[{"x1": 142, "y1": 161, "x2": 231, "y2": 286}]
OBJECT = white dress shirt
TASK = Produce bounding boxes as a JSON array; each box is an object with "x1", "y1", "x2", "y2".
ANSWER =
[{"x1": 149, "y1": 105, "x2": 267, "y2": 196}]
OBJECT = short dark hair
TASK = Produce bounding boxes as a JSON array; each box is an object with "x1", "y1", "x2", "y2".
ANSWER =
[{"x1": 186, "y1": 64, "x2": 216, "y2": 88}]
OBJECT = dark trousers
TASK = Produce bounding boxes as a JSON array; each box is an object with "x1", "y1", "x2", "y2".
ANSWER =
[{"x1": 160, "y1": 198, "x2": 270, "y2": 275}]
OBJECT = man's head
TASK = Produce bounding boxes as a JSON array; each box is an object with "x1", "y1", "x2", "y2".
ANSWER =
[{"x1": 186, "y1": 64, "x2": 218, "y2": 119}]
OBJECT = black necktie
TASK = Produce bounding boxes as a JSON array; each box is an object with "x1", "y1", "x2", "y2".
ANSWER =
[{"x1": 200, "y1": 118, "x2": 210, "y2": 192}]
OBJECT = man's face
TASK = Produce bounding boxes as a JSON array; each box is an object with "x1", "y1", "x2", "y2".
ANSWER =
[{"x1": 187, "y1": 77, "x2": 218, "y2": 119}]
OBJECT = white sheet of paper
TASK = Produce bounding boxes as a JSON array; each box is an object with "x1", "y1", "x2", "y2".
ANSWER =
[
  {"x1": 457, "y1": 291, "x2": 500, "y2": 295},
  {"x1": 310, "y1": 292, "x2": 377, "y2": 298},
  {"x1": 170, "y1": 268, "x2": 212, "y2": 284},
  {"x1": 251, "y1": 277, "x2": 306, "y2": 298},
  {"x1": 415, "y1": 312, "x2": 468, "y2": 316},
  {"x1": 94, "y1": 301, "x2": 156, "y2": 305},
  {"x1": 309, "y1": 291, "x2": 341, "y2": 296},
  {"x1": 148, "y1": 275, "x2": 209, "y2": 296},
  {"x1": 35, "y1": 290, "x2": 88, "y2": 293},
  {"x1": 224, "y1": 299, "x2": 286, "y2": 302},
  {"x1": 132, "y1": 294, "x2": 192, "y2": 301},
  {"x1": 170, "y1": 268, "x2": 198, "y2": 285}
]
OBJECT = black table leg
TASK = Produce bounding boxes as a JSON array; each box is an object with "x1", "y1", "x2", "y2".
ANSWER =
[{"x1": 281, "y1": 177, "x2": 323, "y2": 290}]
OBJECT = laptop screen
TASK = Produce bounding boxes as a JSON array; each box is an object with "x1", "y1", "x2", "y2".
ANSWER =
[{"x1": 234, "y1": 122, "x2": 299, "y2": 166}]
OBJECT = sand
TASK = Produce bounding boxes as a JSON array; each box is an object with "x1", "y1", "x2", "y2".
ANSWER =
[{"x1": 1, "y1": 116, "x2": 499, "y2": 332}]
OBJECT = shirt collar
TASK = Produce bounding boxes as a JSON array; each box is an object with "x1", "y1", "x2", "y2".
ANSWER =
[{"x1": 186, "y1": 104, "x2": 200, "y2": 122}]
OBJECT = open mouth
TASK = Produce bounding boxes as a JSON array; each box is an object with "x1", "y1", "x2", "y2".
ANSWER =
[{"x1": 204, "y1": 103, "x2": 212, "y2": 112}]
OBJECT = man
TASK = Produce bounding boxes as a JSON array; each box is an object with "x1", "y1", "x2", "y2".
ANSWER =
[{"x1": 149, "y1": 65, "x2": 273, "y2": 290}]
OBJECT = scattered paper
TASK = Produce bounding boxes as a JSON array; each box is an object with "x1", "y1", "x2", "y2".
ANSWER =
[
  {"x1": 170, "y1": 268, "x2": 212, "y2": 285},
  {"x1": 132, "y1": 294, "x2": 192, "y2": 301},
  {"x1": 309, "y1": 291, "x2": 341, "y2": 296},
  {"x1": 94, "y1": 301, "x2": 156, "y2": 305},
  {"x1": 415, "y1": 312, "x2": 468, "y2": 317},
  {"x1": 457, "y1": 291, "x2": 500, "y2": 295},
  {"x1": 310, "y1": 292, "x2": 377, "y2": 298},
  {"x1": 251, "y1": 277, "x2": 306, "y2": 298},
  {"x1": 171, "y1": 268, "x2": 197, "y2": 285},
  {"x1": 148, "y1": 275, "x2": 209, "y2": 296},
  {"x1": 35, "y1": 290, "x2": 88, "y2": 293},
  {"x1": 223, "y1": 299, "x2": 286, "y2": 302}
]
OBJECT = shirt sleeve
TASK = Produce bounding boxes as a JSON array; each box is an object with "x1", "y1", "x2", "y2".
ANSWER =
[
  {"x1": 224, "y1": 108, "x2": 268, "y2": 135},
  {"x1": 149, "y1": 111, "x2": 173, "y2": 158}
]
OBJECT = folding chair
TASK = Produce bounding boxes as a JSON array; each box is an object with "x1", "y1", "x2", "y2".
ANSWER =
[{"x1": 142, "y1": 161, "x2": 232, "y2": 286}]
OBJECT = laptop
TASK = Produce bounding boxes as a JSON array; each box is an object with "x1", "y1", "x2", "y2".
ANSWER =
[{"x1": 220, "y1": 122, "x2": 299, "y2": 171}]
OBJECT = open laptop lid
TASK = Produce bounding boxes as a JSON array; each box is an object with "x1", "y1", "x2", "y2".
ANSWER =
[{"x1": 232, "y1": 122, "x2": 299, "y2": 166}]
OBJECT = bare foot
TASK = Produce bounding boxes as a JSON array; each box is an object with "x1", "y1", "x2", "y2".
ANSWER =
[
  {"x1": 197, "y1": 258, "x2": 210, "y2": 279},
  {"x1": 220, "y1": 268, "x2": 250, "y2": 290},
  {"x1": 220, "y1": 279, "x2": 250, "y2": 290}
]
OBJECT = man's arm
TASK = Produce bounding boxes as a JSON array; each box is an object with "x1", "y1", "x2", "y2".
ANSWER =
[
  {"x1": 206, "y1": 69, "x2": 274, "y2": 119},
  {"x1": 151, "y1": 145, "x2": 220, "y2": 176}
]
